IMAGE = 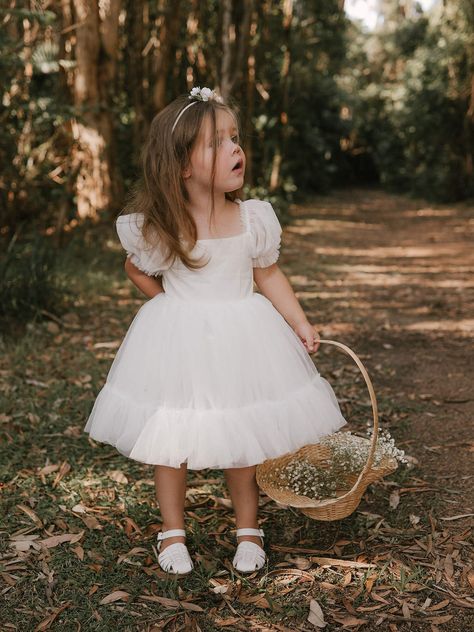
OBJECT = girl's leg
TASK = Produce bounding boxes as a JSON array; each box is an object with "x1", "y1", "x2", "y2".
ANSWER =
[
  {"x1": 154, "y1": 462, "x2": 188, "y2": 551},
  {"x1": 223, "y1": 465, "x2": 263, "y2": 546}
]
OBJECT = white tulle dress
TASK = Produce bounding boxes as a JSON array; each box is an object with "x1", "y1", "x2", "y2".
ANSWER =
[{"x1": 84, "y1": 198, "x2": 347, "y2": 469}]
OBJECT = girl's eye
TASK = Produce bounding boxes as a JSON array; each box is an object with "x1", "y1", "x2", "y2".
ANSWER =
[{"x1": 211, "y1": 135, "x2": 240, "y2": 147}]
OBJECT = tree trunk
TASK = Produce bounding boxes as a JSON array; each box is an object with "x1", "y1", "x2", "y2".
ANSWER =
[
  {"x1": 220, "y1": 0, "x2": 252, "y2": 102},
  {"x1": 71, "y1": 0, "x2": 122, "y2": 219},
  {"x1": 461, "y1": 0, "x2": 474, "y2": 181},
  {"x1": 243, "y1": 8, "x2": 257, "y2": 187},
  {"x1": 270, "y1": 0, "x2": 293, "y2": 192},
  {"x1": 221, "y1": 0, "x2": 233, "y2": 101},
  {"x1": 125, "y1": 0, "x2": 146, "y2": 153},
  {"x1": 57, "y1": 0, "x2": 73, "y2": 102},
  {"x1": 151, "y1": 0, "x2": 182, "y2": 113}
]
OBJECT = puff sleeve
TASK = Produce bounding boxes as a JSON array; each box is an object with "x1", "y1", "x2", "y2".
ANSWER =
[
  {"x1": 115, "y1": 213, "x2": 171, "y2": 276},
  {"x1": 247, "y1": 200, "x2": 283, "y2": 268}
]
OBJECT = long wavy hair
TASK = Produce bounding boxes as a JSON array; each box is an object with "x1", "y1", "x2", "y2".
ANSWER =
[{"x1": 121, "y1": 94, "x2": 244, "y2": 271}]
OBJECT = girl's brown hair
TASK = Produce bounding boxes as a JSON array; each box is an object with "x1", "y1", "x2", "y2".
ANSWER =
[{"x1": 121, "y1": 94, "x2": 243, "y2": 271}]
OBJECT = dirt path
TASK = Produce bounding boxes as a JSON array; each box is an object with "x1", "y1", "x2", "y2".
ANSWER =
[{"x1": 282, "y1": 188, "x2": 473, "y2": 629}]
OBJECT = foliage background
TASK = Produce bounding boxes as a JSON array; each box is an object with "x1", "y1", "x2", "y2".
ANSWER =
[{"x1": 0, "y1": 0, "x2": 473, "y2": 323}]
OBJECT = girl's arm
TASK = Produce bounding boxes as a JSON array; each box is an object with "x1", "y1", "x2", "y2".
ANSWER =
[
  {"x1": 124, "y1": 258, "x2": 165, "y2": 299},
  {"x1": 253, "y1": 264, "x2": 319, "y2": 352}
]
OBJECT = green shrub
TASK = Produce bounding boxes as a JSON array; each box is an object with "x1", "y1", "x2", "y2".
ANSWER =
[{"x1": 0, "y1": 234, "x2": 72, "y2": 324}]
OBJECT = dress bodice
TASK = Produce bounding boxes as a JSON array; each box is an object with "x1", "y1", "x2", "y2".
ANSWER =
[
  {"x1": 115, "y1": 198, "x2": 282, "y2": 303},
  {"x1": 163, "y1": 233, "x2": 252, "y2": 302}
]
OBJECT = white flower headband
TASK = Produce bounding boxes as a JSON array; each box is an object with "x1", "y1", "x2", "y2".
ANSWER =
[{"x1": 171, "y1": 86, "x2": 224, "y2": 134}]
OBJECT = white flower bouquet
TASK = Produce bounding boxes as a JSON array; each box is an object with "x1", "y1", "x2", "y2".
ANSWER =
[{"x1": 275, "y1": 428, "x2": 407, "y2": 501}]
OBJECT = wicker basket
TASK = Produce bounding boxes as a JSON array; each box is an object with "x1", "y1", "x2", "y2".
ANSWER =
[{"x1": 256, "y1": 339, "x2": 398, "y2": 521}]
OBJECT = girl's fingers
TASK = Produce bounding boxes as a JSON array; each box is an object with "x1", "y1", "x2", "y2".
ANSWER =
[
  {"x1": 300, "y1": 326, "x2": 320, "y2": 353},
  {"x1": 310, "y1": 329, "x2": 320, "y2": 353}
]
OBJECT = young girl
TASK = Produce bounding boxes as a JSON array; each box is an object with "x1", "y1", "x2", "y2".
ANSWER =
[{"x1": 84, "y1": 86, "x2": 347, "y2": 576}]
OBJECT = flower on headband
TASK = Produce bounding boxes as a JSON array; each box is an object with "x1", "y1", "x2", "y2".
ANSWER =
[
  {"x1": 171, "y1": 86, "x2": 225, "y2": 134},
  {"x1": 189, "y1": 86, "x2": 224, "y2": 103}
]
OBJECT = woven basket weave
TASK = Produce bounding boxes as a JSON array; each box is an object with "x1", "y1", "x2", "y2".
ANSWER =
[{"x1": 256, "y1": 339, "x2": 398, "y2": 521}]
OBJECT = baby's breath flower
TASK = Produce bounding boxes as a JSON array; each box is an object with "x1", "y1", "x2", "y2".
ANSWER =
[{"x1": 277, "y1": 428, "x2": 406, "y2": 500}]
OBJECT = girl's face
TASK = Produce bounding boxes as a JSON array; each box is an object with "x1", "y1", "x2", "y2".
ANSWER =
[{"x1": 184, "y1": 109, "x2": 245, "y2": 194}]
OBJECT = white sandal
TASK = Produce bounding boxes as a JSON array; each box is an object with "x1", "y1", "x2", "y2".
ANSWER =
[
  {"x1": 156, "y1": 528, "x2": 194, "y2": 575},
  {"x1": 232, "y1": 528, "x2": 266, "y2": 573}
]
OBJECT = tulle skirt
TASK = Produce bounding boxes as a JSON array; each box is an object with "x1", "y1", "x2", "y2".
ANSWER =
[{"x1": 84, "y1": 292, "x2": 347, "y2": 469}]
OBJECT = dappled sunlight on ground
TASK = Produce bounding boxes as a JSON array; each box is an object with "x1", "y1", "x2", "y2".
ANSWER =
[
  {"x1": 313, "y1": 244, "x2": 472, "y2": 258},
  {"x1": 285, "y1": 189, "x2": 474, "y2": 345},
  {"x1": 404, "y1": 318, "x2": 474, "y2": 333}
]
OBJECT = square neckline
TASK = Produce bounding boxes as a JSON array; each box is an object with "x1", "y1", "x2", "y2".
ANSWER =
[{"x1": 195, "y1": 199, "x2": 249, "y2": 242}]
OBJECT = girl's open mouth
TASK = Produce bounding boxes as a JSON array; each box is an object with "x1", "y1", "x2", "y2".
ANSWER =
[{"x1": 232, "y1": 159, "x2": 243, "y2": 172}]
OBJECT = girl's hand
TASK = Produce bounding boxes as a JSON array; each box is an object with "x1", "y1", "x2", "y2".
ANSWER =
[{"x1": 293, "y1": 320, "x2": 320, "y2": 354}]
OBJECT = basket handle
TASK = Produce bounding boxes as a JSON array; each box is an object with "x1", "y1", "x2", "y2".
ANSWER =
[{"x1": 314, "y1": 339, "x2": 379, "y2": 501}]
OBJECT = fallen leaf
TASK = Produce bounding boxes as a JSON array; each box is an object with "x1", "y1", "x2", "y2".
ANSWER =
[
  {"x1": 428, "y1": 615, "x2": 454, "y2": 624},
  {"x1": 427, "y1": 599, "x2": 450, "y2": 611},
  {"x1": 213, "y1": 496, "x2": 233, "y2": 509},
  {"x1": 123, "y1": 516, "x2": 142, "y2": 536},
  {"x1": 71, "y1": 545, "x2": 84, "y2": 561},
  {"x1": 440, "y1": 513, "x2": 474, "y2": 521},
  {"x1": 52, "y1": 461, "x2": 71, "y2": 488},
  {"x1": 444, "y1": 554, "x2": 454, "y2": 580},
  {"x1": 34, "y1": 602, "x2": 71, "y2": 631},
  {"x1": 117, "y1": 547, "x2": 148, "y2": 564},
  {"x1": 238, "y1": 593, "x2": 271, "y2": 609},
  {"x1": 403, "y1": 583, "x2": 424, "y2": 593},
  {"x1": 139, "y1": 595, "x2": 180, "y2": 608},
  {"x1": 284, "y1": 555, "x2": 312, "y2": 570},
  {"x1": 16, "y1": 504, "x2": 43, "y2": 527},
  {"x1": 468, "y1": 569, "x2": 474, "y2": 591},
  {"x1": 9, "y1": 534, "x2": 40, "y2": 552},
  {"x1": 99, "y1": 590, "x2": 130, "y2": 605},
  {"x1": 26, "y1": 379, "x2": 49, "y2": 388},
  {"x1": 37, "y1": 464, "x2": 60, "y2": 476},
  {"x1": 180, "y1": 601, "x2": 204, "y2": 612},
  {"x1": 356, "y1": 604, "x2": 386, "y2": 612},
  {"x1": 80, "y1": 515, "x2": 102, "y2": 530},
  {"x1": 365, "y1": 574, "x2": 377, "y2": 593},
  {"x1": 343, "y1": 598, "x2": 357, "y2": 615},
  {"x1": 109, "y1": 470, "x2": 128, "y2": 484},
  {"x1": 307, "y1": 599, "x2": 326, "y2": 628},
  {"x1": 39, "y1": 532, "x2": 84, "y2": 549},
  {"x1": 332, "y1": 615, "x2": 368, "y2": 627},
  {"x1": 343, "y1": 571, "x2": 352, "y2": 586},
  {"x1": 210, "y1": 583, "x2": 229, "y2": 594},
  {"x1": 311, "y1": 557, "x2": 376, "y2": 569},
  {"x1": 389, "y1": 490, "x2": 400, "y2": 510}
]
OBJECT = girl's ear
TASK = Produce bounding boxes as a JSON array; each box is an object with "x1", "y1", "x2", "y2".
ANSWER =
[{"x1": 182, "y1": 162, "x2": 192, "y2": 179}]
